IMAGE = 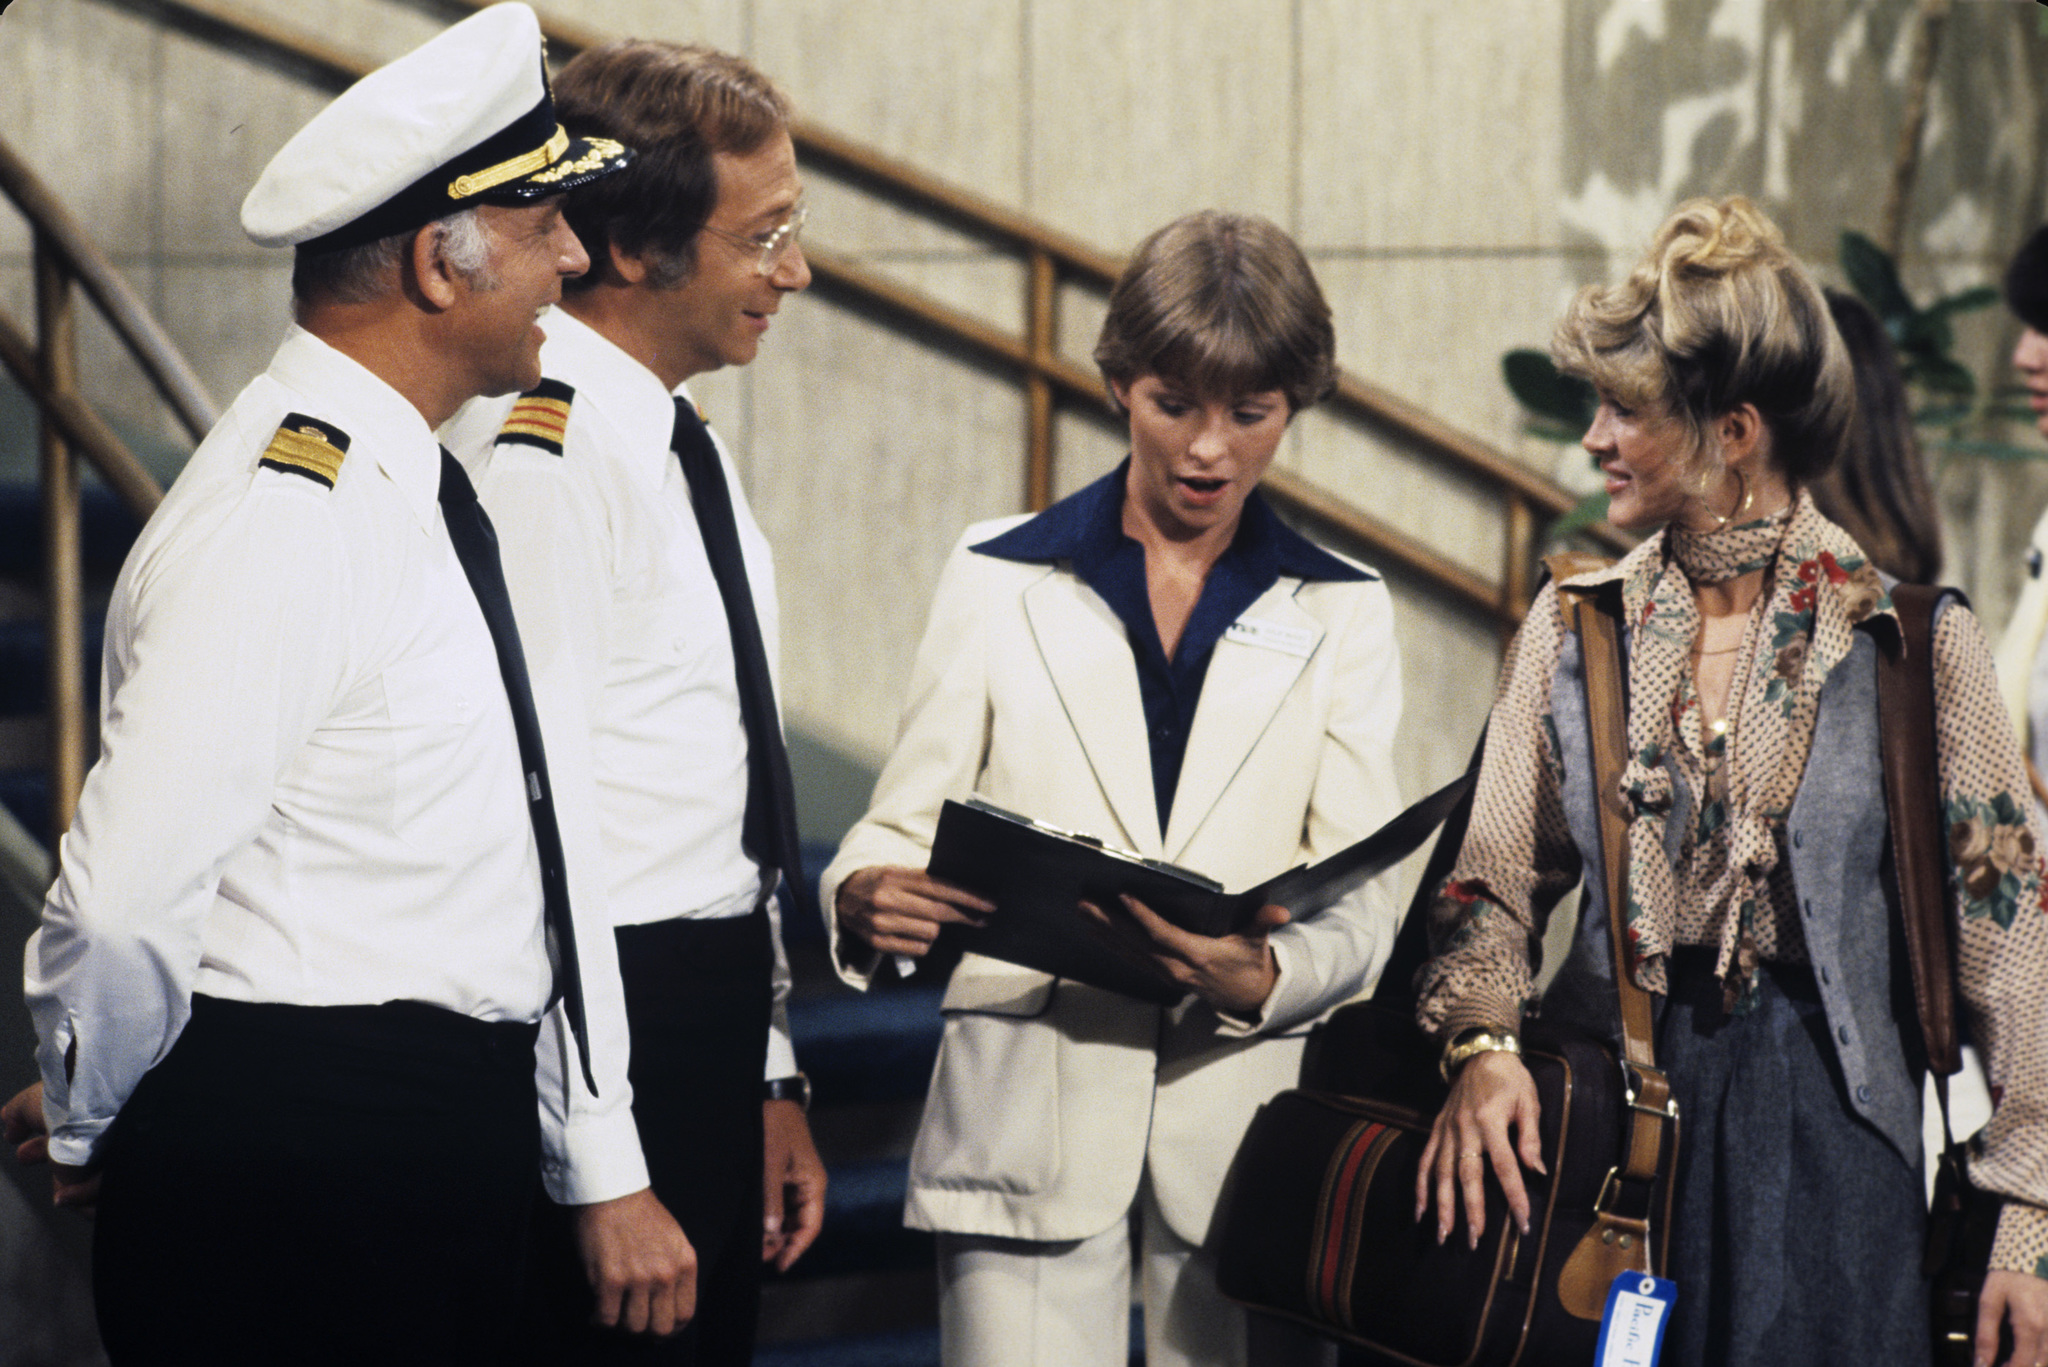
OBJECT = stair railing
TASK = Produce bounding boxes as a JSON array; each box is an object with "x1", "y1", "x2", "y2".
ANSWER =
[
  {"x1": 0, "y1": 135, "x2": 185, "y2": 841},
  {"x1": 108, "y1": 0, "x2": 1626, "y2": 637}
]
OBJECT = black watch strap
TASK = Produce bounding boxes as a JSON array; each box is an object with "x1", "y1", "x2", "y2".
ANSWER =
[{"x1": 763, "y1": 1073, "x2": 811, "y2": 1112}]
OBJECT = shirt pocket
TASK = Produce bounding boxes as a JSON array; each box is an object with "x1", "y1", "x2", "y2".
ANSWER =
[{"x1": 380, "y1": 651, "x2": 487, "y2": 842}]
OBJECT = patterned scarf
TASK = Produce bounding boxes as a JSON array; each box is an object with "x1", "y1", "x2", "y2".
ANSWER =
[{"x1": 1607, "y1": 490, "x2": 1891, "y2": 1011}]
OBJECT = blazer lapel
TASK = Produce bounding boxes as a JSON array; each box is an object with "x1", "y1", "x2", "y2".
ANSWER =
[
  {"x1": 1164, "y1": 580, "x2": 1322, "y2": 862},
  {"x1": 1023, "y1": 572, "x2": 1163, "y2": 853}
]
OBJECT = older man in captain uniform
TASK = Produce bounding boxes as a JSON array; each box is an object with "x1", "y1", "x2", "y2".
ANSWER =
[{"x1": 0, "y1": 7, "x2": 657, "y2": 1363}]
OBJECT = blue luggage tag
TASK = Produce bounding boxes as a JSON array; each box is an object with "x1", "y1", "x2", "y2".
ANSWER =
[{"x1": 1594, "y1": 1272, "x2": 1677, "y2": 1367}]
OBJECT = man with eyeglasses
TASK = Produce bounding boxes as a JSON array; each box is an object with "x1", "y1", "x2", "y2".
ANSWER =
[{"x1": 443, "y1": 38, "x2": 819, "y2": 1367}]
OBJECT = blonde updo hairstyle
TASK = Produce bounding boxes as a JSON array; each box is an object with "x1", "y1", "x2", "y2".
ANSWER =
[{"x1": 1552, "y1": 196, "x2": 1852, "y2": 488}]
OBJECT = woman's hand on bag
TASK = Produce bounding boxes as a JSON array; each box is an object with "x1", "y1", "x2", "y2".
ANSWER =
[
  {"x1": 1078, "y1": 895, "x2": 1287, "y2": 1017},
  {"x1": 835, "y1": 866, "x2": 994, "y2": 957},
  {"x1": 1414, "y1": 1049, "x2": 1546, "y2": 1249},
  {"x1": 1977, "y1": 1268, "x2": 2048, "y2": 1367}
]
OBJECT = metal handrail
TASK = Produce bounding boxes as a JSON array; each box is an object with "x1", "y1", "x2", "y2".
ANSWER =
[
  {"x1": 105, "y1": 0, "x2": 1624, "y2": 630},
  {"x1": 0, "y1": 130, "x2": 183, "y2": 839}
]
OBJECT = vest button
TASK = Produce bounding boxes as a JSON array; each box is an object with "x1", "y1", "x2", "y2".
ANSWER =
[
  {"x1": 1792, "y1": 829, "x2": 1802, "y2": 849},
  {"x1": 1856, "y1": 1084, "x2": 1872, "y2": 1104},
  {"x1": 1838, "y1": 1025, "x2": 1851, "y2": 1045},
  {"x1": 1818, "y1": 965, "x2": 1830, "y2": 985}
]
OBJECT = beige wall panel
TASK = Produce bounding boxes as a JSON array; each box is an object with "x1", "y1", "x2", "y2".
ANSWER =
[
  {"x1": 0, "y1": 0, "x2": 160, "y2": 263},
  {"x1": 1381, "y1": 560, "x2": 1501, "y2": 813},
  {"x1": 159, "y1": 31, "x2": 333, "y2": 260},
  {"x1": 755, "y1": 0, "x2": 1024, "y2": 207},
  {"x1": 1299, "y1": 0, "x2": 1566, "y2": 251},
  {"x1": 1050, "y1": 403, "x2": 1127, "y2": 504},
  {"x1": 744, "y1": 296, "x2": 1027, "y2": 768},
  {"x1": 560, "y1": 2, "x2": 746, "y2": 48},
  {"x1": 1281, "y1": 401, "x2": 1505, "y2": 587},
  {"x1": 225, "y1": 0, "x2": 441, "y2": 63},
  {"x1": 1026, "y1": 0, "x2": 1296, "y2": 246},
  {"x1": 1319, "y1": 255, "x2": 1579, "y2": 469},
  {"x1": 157, "y1": 261, "x2": 294, "y2": 436}
]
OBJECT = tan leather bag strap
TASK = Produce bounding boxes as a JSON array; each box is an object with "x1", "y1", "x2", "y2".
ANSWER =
[
  {"x1": 1874, "y1": 584, "x2": 1960, "y2": 1078},
  {"x1": 1546, "y1": 556, "x2": 1675, "y2": 1188}
]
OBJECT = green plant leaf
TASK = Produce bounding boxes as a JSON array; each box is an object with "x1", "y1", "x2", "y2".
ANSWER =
[
  {"x1": 1502, "y1": 349, "x2": 1596, "y2": 428},
  {"x1": 1840, "y1": 230, "x2": 1913, "y2": 324},
  {"x1": 1546, "y1": 491, "x2": 1612, "y2": 541},
  {"x1": 1905, "y1": 353, "x2": 1977, "y2": 397},
  {"x1": 1898, "y1": 307, "x2": 1954, "y2": 358},
  {"x1": 1926, "y1": 285, "x2": 2000, "y2": 320}
]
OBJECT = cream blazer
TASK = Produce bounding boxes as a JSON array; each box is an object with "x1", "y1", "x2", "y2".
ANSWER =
[{"x1": 820, "y1": 517, "x2": 1405, "y2": 1245}]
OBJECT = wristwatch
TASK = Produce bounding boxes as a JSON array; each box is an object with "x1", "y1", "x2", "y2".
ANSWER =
[
  {"x1": 763, "y1": 1072, "x2": 811, "y2": 1113},
  {"x1": 1439, "y1": 1027, "x2": 1521, "y2": 1082}
]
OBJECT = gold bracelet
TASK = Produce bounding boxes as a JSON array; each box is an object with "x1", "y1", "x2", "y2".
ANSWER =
[{"x1": 1440, "y1": 1027, "x2": 1522, "y2": 1082}]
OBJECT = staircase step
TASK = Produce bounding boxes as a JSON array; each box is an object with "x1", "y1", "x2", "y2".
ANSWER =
[
  {"x1": 787, "y1": 984, "x2": 943, "y2": 1108},
  {"x1": 785, "y1": 1157, "x2": 931, "y2": 1281},
  {"x1": 0, "y1": 484, "x2": 144, "y2": 581},
  {"x1": 0, "y1": 618, "x2": 106, "y2": 717}
]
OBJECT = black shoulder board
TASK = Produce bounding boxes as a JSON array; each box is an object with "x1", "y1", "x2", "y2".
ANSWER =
[
  {"x1": 258, "y1": 413, "x2": 351, "y2": 489},
  {"x1": 498, "y1": 379, "x2": 575, "y2": 456}
]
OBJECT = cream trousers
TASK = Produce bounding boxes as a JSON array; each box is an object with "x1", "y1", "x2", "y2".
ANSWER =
[{"x1": 935, "y1": 1176, "x2": 1334, "y2": 1367}]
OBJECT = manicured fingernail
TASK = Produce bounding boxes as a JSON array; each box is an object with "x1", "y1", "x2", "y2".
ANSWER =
[{"x1": 1520, "y1": 1216, "x2": 1531, "y2": 1236}]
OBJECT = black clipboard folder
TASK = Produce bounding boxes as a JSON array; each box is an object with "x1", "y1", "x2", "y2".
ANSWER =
[{"x1": 920, "y1": 772, "x2": 1475, "y2": 1003}]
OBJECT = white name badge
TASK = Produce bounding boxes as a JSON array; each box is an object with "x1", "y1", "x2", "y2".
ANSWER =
[
  {"x1": 1595, "y1": 1272, "x2": 1677, "y2": 1367},
  {"x1": 1225, "y1": 616, "x2": 1315, "y2": 658}
]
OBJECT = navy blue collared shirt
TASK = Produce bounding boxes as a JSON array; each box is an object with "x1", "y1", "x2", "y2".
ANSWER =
[{"x1": 973, "y1": 461, "x2": 1369, "y2": 834}]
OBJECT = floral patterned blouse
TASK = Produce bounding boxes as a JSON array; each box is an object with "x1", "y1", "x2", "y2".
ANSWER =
[{"x1": 1415, "y1": 497, "x2": 2048, "y2": 1275}]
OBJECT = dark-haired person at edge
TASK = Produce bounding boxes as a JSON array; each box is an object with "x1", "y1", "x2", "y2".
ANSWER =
[
  {"x1": 0, "y1": 6, "x2": 640, "y2": 1363},
  {"x1": 440, "y1": 38, "x2": 824, "y2": 1366},
  {"x1": 1414, "y1": 196, "x2": 2048, "y2": 1367},
  {"x1": 822, "y1": 211, "x2": 1404, "y2": 1367},
  {"x1": 1991, "y1": 228, "x2": 2048, "y2": 829},
  {"x1": 1812, "y1": 287, "x2": 1942, "y2": 584}
]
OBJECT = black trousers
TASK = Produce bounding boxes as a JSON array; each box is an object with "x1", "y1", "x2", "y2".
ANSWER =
[
  {"x1": 521, "y1": 909, "x2": 774, "y2": 1365},
  {"x1": 93, "y1": 994, "x2": 543, "y2": 1367}
]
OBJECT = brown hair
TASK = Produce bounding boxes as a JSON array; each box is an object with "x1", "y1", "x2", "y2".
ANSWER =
[
  {"x1": 1808, "y1": 289, "x2": 1941, "y2": 582},
  {"x1": 552, "y1": 41, "x2": 789, "y2": 290},
  {"x1": 1552, "y1": 196, "x2": 1851, "y2": 484},
  {"x1": 1094, "y1": 211, "x2": 1336, "y2": 415}
]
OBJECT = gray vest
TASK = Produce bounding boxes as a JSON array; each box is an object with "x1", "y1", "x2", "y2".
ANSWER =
[{"x1": 1539, "y1": 610, "x2": 1940, "y2": 1165}]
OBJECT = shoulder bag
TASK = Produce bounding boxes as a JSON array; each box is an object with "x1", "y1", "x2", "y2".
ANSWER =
[{"x1": 1214, "y1": 561, "x2": 1680, "y2": 1364}]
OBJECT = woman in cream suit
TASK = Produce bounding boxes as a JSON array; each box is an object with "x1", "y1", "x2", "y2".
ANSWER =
[{"x1": 821, "y1": 212, "x2": 1403, "y2": 1367}]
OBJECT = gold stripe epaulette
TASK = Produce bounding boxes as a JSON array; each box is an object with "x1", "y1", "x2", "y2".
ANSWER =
[
  {"x1": 257, "y1": 413, "x2": 351, "y2": 489},
  {"x1": 498, "y1": 378, "x2": 574, "y2": 456}
]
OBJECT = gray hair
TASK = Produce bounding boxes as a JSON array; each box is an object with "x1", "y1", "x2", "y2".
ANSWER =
[{"x1": 291, "y1": 207, "x2": 498, "y2": 305}]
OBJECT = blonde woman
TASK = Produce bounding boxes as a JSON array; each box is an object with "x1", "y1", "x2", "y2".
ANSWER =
[{"x1": 1414, "y1": 198, "x2": 2048, "y2": 1367}]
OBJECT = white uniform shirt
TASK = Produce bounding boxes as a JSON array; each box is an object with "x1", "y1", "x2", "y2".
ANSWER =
[
  {"x1": 26, "y1": 328, "x2": 571, "y2": 1170},
  {"x1": 445, "y1": 310, "x2": 798, "y2": 1195}
]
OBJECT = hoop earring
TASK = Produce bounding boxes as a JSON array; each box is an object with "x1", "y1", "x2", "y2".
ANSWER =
[{"x1": 1706, "y1": 469, "x2": 1749, "y2": 532}]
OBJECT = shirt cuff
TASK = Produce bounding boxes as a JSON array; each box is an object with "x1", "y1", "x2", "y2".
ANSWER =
[
  {"x1": 1991, "y1": 1198, "x2": 2048, "y2": 1278},
  {"x1": 1431, "y1": 994, "x2": 1526, "y2": 1043},
  {"x1": 763, "y1": 1010, "x2": 798, "y2": 1082},
  {"x1": 540, "y1": 1109, "x2": 653, "y2": 1207},
  {"x1": 46, "y1": 1116, "x2": 111, "y2": 1171}
]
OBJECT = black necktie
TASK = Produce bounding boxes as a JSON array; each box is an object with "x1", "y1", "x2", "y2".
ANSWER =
[
  {"x1": 437, "y1": 449, "x2": 596, "y2": 1094},
  {"x1": 671, "y1": 401, "x2": 804, "y2": 906}
]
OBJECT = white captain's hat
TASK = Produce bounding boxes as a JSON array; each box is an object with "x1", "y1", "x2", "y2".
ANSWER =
[{"x1": 241, "y1": 2, "x2": 632, "y2": 254}]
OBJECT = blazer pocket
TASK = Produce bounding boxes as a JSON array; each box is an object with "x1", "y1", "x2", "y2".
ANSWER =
[{"x1": 912, "y1": 1006, "x2": 1062, "y2": 1196}]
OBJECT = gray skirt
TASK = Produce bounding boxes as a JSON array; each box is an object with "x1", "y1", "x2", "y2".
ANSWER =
[{"x1": 1656, "y1": 948, "x2": 1929, "y2": 1367}]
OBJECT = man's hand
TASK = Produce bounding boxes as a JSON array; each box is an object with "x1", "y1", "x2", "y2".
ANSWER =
[
  {"x1": 762, "y1": 1098, "x2": 826, "y2": 1272},
  {"x1": 2, "y1": 1083, "x2": 47, "y2": 1165},
  {"x1": 1079, "y1": 895, "x2": 1287, "y2": 1017},
  {"x1": 835, "y1": 866, "x2": 993, "y2": 959},
  {"x1": 2, "y1": 1082, "x2": 100, "y2": 1208},
  {"x1": 573, "y1": 1187, "x2": 696, "y2": 1336}
]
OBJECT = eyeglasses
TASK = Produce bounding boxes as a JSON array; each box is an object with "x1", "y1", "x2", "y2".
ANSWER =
[{"x1": 700, "y1": 201, "x2": 807, "y2": 277}]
